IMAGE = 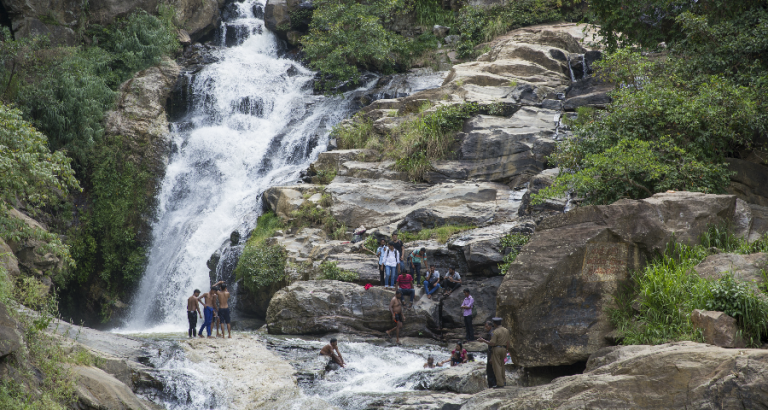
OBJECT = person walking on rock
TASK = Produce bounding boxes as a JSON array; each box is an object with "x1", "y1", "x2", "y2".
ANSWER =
[
  {"x1": 423, "y1": 265, "x2": 441, "y2": 299},
  {"x1": 375, "y1": 239, "x2": 387, "y2": 286},
  {"x1": 382, "y1": 242, "x2": 400, "y2": 289},
  {"x1": 461, "y1": 289, "x2": 475, "y2": 342},
  {"x1": 478, "y1": 317, "x2": 510, "y2": 388},
  {"x1": 386, "y1": 290, "x2": 405, "y2": 344},
  {"x1": 396, "y1": 270, "x2": 415, "y2": 307},
  {"x1": 197, "y1": 286, "x2": 219, "y2": 338},
  {"x1": 187, "y1": 289, "x2": 202, "y2": 338},
  {"x1": 320, "y1": 338, "x2": 346, "y2": 368},
  {"x1": 409, "y1": 248, "x2": 427, "y2": 285}
]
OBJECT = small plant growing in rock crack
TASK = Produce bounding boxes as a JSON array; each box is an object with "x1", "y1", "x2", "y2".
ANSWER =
[
  {"x1": 498, "y1": 233, "x2": 530, "y2": 274},
  {"x1": 706, "y1": 274, "x2": 768, "y2": 345},
  {"x1": 319, "y1": 261, "x2": 359, "y2": 282}
]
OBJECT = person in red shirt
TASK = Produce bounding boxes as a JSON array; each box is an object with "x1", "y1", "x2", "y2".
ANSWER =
[{"x1": 396, "y1": 270, "x2": 415, "y2": 308}]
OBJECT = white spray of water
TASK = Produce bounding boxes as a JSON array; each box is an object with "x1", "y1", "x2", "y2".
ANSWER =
[{"x1": 120, "y1": 0, "x2": 359, "y2": 333}]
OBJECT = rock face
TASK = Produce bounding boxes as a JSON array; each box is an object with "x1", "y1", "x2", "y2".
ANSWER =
[
  {"x1": 440, "y1": 276, "x2": 502, "y2": 329},
  {"x1": 496, "y1": 192, "x2": 754, "y2": 367},
  {"x1": 0, "y1": 303, "x2": 21, "y2": 359},
  {"x1": 694, "y1": 252, "x2": 768, "y2": 291},
  {"x1": 266, "y1": 280, "x2": 433, "y2": 337},
  {"x1": 727, "y1": 158, "x2": 768, "y2": 208},
  {"x1": 6, "y1": 208, "x2": 65, "y2": 281},
  {"x1": 0, "y1": 238, "x2": 20, "y2": 278},
  {"x1": 72, "y1": 365, "x2": 157, "y2": 410},
  {"x1": 412, "y1": 362, "x2": 487, "y2": 394},
  {"x1": 0, "y1": 0, "x2": 223, "y2": 45},
  {"x1": 461, "y1": 342, "x2": 768, "y2": 410},
  {"x1": 690, "y1": 310, "x2": 745, "y2": 348}
]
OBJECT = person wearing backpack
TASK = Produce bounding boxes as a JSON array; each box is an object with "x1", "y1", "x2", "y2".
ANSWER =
[{"x1": 382, "y1": 242, "x2": 401, "y2": 289}]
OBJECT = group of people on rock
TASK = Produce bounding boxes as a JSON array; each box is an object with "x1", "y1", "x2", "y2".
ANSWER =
[{"x1": 186, "y1": 281, "x2": 232, "y2": 339}]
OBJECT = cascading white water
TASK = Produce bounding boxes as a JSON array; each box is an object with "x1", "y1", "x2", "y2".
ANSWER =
[{"x1": 121, "y1": 0, "x2": 361, "y2": 333}]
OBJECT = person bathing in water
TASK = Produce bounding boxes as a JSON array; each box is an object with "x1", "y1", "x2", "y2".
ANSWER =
[
  {"x1": 187, "y1": 289, "x2": 202, "y2": 337},
  {"x1": 197, "y1": 285, "x2": 219, "y2": 338},
  {"x1": 214, "y1": 281, "x2": 232, "y2": 338},
  {"x1": 386, "y1": 290, "x2": 404, "y2": 344},
  {"x1": 320, "y1": 338, "x2": 346, "y2": 368}
]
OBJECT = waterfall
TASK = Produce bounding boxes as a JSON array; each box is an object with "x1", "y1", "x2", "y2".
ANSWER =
[{"x1": 120, "y1": 0, "x2": 363, "y2": 332}]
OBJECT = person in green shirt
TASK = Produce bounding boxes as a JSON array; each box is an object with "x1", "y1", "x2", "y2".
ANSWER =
[{"x1": 409, "y1": 247, "x2": 427, "y2": 284}]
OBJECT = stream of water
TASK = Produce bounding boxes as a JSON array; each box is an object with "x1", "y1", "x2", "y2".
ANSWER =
[{"x1": 120, "y1": 0, "x2": 363, "y2": 333}]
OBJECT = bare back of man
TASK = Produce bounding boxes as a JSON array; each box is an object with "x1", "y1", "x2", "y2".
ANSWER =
[
  {"x1": 216, "y1": 282, "x2": 232, "y2": 338},
  {"x1": 386, "y1": 292, "x2": 404, "y2": 344},
  {"x1": 197, "y1": 290, "x2": 218, "y2": 338}
]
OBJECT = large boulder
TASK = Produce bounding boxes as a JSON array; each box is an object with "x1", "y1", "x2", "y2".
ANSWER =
[
  {"x1": 0, "y1": 302, "x2": 21, "y2": 359},
  {"x1": 727, "y1": 158, "x2": 768, "y2": 207},
  {"x1": 325, "y1": 177, "x2": 520, "y2": 232},
  {"x1": 461, "y1": 342, "x2": 768, "y2": 410},
  {"x1": 426, "y1": 108, "x2": 558, "y2": 187},
  {"x1": 0, "y1": 238, "x2": 20, "y2": 278},
  {"x1": 266, "y1": 280, "x2": 433, "y2": 336},
  {"x1": 440, "y1": 277, "x2": 502, "y2": 329},
  {"x1": 5, "y1": 209, "x2": 65, "y2": 280},
  {"x1": 447, "y1": 223, "x2": 531, "y2": 276},
  {"x1": 411, "y1": 362, "x2": 488, "y2": 394},
  {"x1": 690, "y1": 310, "x2": 745, "y2": 348},
  {"x1": 71, "y1": 365, "x2": 157, "y2": 410},
  {"x1": 497, "y1": 192, "x2": 752, "y2": 367},
  {"x1": 694, "y1": 252, "x2": 768, "y2": 291}
]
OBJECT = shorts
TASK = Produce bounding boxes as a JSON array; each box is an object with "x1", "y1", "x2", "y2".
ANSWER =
[
  {"x1": 394, "y1": 313, "x2": 404, "y2": 323},
  {"x1": 219, "y1": 308, "x2": 231, "y2": 324}
]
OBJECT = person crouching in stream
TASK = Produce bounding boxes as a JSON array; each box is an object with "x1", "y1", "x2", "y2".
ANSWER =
[
  {"x1": 320, "y1": 338, "x2": 346, "y2": 370},
  {"x1": 386, "y1": 290, "x2": 404, "y2": 344},
  {"x1": 477, "y1": 317, "x2": 511, "y2": 388}
]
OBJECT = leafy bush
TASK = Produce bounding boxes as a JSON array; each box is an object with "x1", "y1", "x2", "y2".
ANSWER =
[
  {"x1": 413, "y1": 0, "x2": 454, "y2": 26},
  {"x1": 498, "y1": 233, "x2": 530, "y2": 273},
  {"x1": 398, "y1": 224, "x2": 476, "y2": 244},
  {"x1": 609, "y1": 229, "x2": 768, "y2": 347},
  {"x1": 289, "y1": 198, "x2": 346, "y2": 238},
  {"x1": 235, "y1": 212, "x2": 288, "y2": 293},
  {"x1": 0, "y1": 103, "x2": 79, "y2": 268},
  {"x1": 319, "y1": 261, "x2": 360, "y2": 282},
  {"x1": 331, "y1": 117, "x2": 375, "y2": 150},
  {"x1": 707, "y1": 274, "x2": 768, "y2": 345}
]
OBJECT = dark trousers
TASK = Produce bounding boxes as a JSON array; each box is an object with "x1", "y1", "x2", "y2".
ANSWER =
[
  {"x1": 463, "y1": 315, "x2": 474, "y2": 341},
  {"x1": 400, "y1": 288, "x2": 415, "y2": 303},
  {"x1": 199, "y1": 306, "x2": 214, "y2": 336},
  {"x1": 379, "y1": 264, "x2": 385, "y2": 286},
  {"x1": 486, "y1": 355, "x2": 497, "y2": 387},
  {"x1": 188, "y1": 311, "x2": 198, "y2": 337},
  {"x1": 445, "y1": 280, "x2": 461, "y2": 292},
  {"x1": 411, "y1": 262, "x2": 422, "y2": 284}
]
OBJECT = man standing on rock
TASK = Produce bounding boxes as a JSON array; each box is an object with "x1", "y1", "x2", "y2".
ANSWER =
[
  {"x1": 382, "y1": 242, "x2": 401, "y2": 289},
  {"x1": 197, "y1": 285, "x2": 219, "y2": 338},
  {"x1": 375, "y1": 239, "x2": 388, "y2": 286},
  {"x1": 215, "y1": 282, "x2": 232, "y2": 338},
  {"x1": 478, "y1": 317, "x2": 510, "y2": 388},
  {"x1": 320, "y1": 338, "x2": 346, "y2": 368},
  {"x1": 386, "y1": 290, "x2": 405, "y2": 344},
  {"x1": 187, "y1": 289, "x2": 202, "y2": 338},
  {"x1": 409, "y1": 248, "x2": 427, "y2": 285},
  {"x1": 460, "y1": 288, "x2": 475, "y2": 342},
  {"x1": 480, "y1": 321, "x2": 497, "y2": 387},
  {"x1": 391, "y1": 232, "x2": 406, "y2": 273}
]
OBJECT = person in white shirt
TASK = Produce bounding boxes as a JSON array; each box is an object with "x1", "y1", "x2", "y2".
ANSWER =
[
  {"x1": 382, "y1": 242, "x2": 401, "y2": 289},
  {"x1": 442, "y1": 267, "x2": 462, "y2": 296},
  {"x1": 375, "y1": 239, "x2": 388, "y2": 286}
]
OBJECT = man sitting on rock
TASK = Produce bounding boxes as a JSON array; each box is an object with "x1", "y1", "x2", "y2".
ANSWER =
[
  {"x1": 320, "y1": 338, "x2": 346, "y2": 369},
  {"x1": 442, "y1": 267, "x2": 462, "y2": 296},
  {"x1": 386, "y1": 290, "x2": 405, "y2": 344},
  {"x1": 423, "y1": 265, "x2": 442, "y2": 299},
  {"x1": 396, "y1": 270, "x2": 415, "y2": 307}
]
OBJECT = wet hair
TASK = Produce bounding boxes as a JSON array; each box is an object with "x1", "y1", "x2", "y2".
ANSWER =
[
  {"x1": 330, "y1": 338, "x2": 338, "y2": 344},
  {"x1": 427, "y1": 356, "x2": 434, "y2": 362},
  {"x1": 463, "y1": 288, "x2": 470, "y2": 294},
  {"x1": 219, "y1": 283, "x2": 227, "y2": 290},
  {"x1": 193, "y1": 289, "x2": 200, "y2": 294},
  {"x1": 396, "y1": 290, "x2": 402, "y2": 295}
]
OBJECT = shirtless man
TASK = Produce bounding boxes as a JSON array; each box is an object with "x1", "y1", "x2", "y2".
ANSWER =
[
  {"x1": 197, "y1": 286, "x2": 219, "y2": 338},
  {"x1": 319, "y1": 338, "x2": 345, "y2": 368},
  {"x1": 215, "y1": 282, "x2": 232, "y2": 338},
  {"x1": 386, "y1": 290, "x2": 404, "y2": 344},
  {"x1": 187, "y1": 289, "x2": 202, "y2": 338}
]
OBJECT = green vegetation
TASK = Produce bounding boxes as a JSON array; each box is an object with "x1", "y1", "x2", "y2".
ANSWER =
[
  {"x1": 497, "y1": 233, "x2": 530, "y2": 273},
  {"x1": 363, "y1": 235, "x2": 379, "y2": 253},
  {"x1": 535, "y1": 0, "x2": 768, "y2": 206},
  {"x1": 319, "y1": 261, "x2": 360, "y2": 282},
  {"x1": 234, "y1": 212, "x2": 288, "y2": 293},
  {"x1": 330, "y1": 102, "x2": 479, "y2": 180},
  {"x1": 398, "y1": 224, "x2": 476, "y2": 244},
  {"x1": 610, "y1": 226, "x2": 768, "y2": 347},
  {"x1": 0, "y1": 104, "x2": 79, "y2": 270},
  {"x1": 289, "y1": 194, "x2": 347, "y2": 240}
]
